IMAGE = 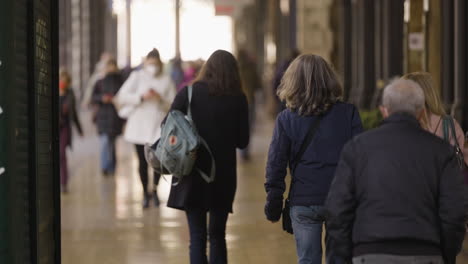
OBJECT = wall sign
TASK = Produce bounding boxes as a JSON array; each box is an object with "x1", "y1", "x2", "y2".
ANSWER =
[{"x1": 408, "y1": 32, "x2": 424, "y2": 51}]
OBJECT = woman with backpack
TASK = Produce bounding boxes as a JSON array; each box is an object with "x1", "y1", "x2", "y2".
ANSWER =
[
  {"x1": 264, "y1": 54, "x2": 363, "y2": 264},
  {"x1": 166, "y1": 50, "x2": 249, "y2": 264},
  {"x1": 115, "y1": 48, "x2": 176, "y2": 208}
]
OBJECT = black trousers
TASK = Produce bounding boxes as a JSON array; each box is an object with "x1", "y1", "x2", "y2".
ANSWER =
[
  {"x1": 186, "y1": 209, "x2": 229, "y2": 264},
  {"x1": 135, "y1": 144, "x2": 161, "y2": 196}
]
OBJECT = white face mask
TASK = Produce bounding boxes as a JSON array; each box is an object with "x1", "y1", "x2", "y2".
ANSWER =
[{"x1": 145, "y1": 64, "x2": 158, "y2": 75}]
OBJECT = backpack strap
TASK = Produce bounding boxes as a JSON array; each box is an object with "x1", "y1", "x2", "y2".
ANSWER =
[
  {"x1": 196, "y1": 138, "x2": 216, "y2": 183},
  {"x1": 187, "y1": 85, "x2": 193, "y2": 119},
  {"x1": 186, "y1": 85, "x2": 216, "y2": 183}
]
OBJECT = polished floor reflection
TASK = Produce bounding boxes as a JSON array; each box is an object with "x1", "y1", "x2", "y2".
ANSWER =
[
  {"x1": 61, "y1": 110, "x2": 468, "y2": 264},
  {"x1": 61, "y1": 110, "x2": 297, "y2": 264}
]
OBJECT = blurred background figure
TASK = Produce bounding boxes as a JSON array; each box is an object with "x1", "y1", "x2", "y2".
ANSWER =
[
  {"x1": 91, "y1": 59, "x2": 124, "y2": 176},
  {"x1": 272, "y1": 49, "x2": 300, "y2": 114},
  {"x1": 237, "y1": 49, "x2": 261, "y2": 161},
  {"x1": 180, "y1": 60, "x2": 202, "y2": 91},
  {"x1": 81, "y1": 52, "x2": 113, "y2": 108},
  {"x1": 115, "y1": 48, "x2": 176, "y2": 209},
  {"x1": 169, "y1": 56, "x2": 185, "y2": 91},
  {"x1": 59, "y1": 70, "x2": 83, "y2": 193}
]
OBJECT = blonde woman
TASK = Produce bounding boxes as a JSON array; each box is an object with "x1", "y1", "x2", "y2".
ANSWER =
[{"x1": 402, "y1": 72, "x2": 467, "y2": 165}]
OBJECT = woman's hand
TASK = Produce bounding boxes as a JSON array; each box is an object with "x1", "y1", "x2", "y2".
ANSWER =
[
  {"x1": 142, "y1": 89, "x2": 161, "y2": 101},
  {"x1": 102, "y1": 94, "x2": 113, "y2": 103},
  {"x1": 264, "y1": 199, "x2": 283, "y2": 223}
]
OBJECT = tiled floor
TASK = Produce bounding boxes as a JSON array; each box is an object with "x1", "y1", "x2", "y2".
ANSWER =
[{"x1": 61, "y1": 110, "x2": 468, "y2": 264}]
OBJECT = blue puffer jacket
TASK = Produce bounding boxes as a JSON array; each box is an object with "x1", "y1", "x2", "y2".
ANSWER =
[{"x1": 264, "y1": 102, "x2": 363, "y2": 221}]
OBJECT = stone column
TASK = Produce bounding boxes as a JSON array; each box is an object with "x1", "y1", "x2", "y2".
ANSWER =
[
  {"x1": 70, "y1": 0, "x2": 82, "y2": 95},
  {"x1": 80, "y1": 0, "x2": 91, "y2": 95},
  {"x1": 296, "y1": 0, "x2": 333, "y2": 61},
  {"x1": 406, "y1": 0, "x2": 424, "y2": 72},
  {"x1": 58, "y1": 0, "x2": 72, "y2": 69},
  {"x1": 427, "y1": 0, "x2": 441, "y2": 96},
  {"x1": 441, "y1": 0, "x2": 454, "y2": 109},
  {"x1": 453, "y1": 0, "x2": 467, "y2": 127},
  {"x1": 348, "y1": 0, "x2": 375, "y2": 109}
]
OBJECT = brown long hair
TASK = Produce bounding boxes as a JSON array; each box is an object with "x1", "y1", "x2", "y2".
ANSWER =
[
  {"x1": 277, "y1": 54, "x2": 343, "y2": 115},
  {"x1": 195, "y1": 50, "x2": 243, "y2": 96}
]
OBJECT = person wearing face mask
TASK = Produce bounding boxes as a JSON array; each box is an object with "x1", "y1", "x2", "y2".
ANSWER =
[
  {"x1": 115, "y1": 48, "x2": 176, "y2": 209},
  {"x1": 59, "y1": 70, "x2": 83, "y2": 193}
]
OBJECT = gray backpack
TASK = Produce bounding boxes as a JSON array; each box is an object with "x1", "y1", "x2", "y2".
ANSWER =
[{"x1": 144, "y1": 86, "x2": 215, "y2": 186}]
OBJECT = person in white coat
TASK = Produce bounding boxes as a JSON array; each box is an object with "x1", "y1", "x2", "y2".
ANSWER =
[{"x1": 115, "y1": 48, "x2": 176, "y2": 208}]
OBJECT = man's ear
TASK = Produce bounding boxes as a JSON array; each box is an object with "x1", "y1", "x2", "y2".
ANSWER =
[{"x1": 379, "y1": 106, "x2": 390, "y2": 118}]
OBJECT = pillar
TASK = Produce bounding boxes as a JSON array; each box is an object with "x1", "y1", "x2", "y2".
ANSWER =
[
  {"x1": 441, "y1": 0, "x2": 454, "y2": 109},
  {"x1": 453, "y1": 0, "x2": 467, "y2": 127},
  {"x1": 406, "y1": 0, "x2": 424, "y2": 72},
  {"x1": 296, "y1": 0, "x2": 333, "y2": 61},
  {"x1": 427, "y1": 0, "x2": 441, "y2": 95}
]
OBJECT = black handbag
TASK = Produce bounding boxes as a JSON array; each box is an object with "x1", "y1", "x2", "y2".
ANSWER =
[
  {"x1": 282, "y1": 115, "x2": 323, "y2": 234},
  {"x1": 442, "y1": 116, "x2": 466, "y2": 169}
]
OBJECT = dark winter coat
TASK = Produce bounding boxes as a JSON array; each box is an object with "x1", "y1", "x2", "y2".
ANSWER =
[
  {"x1": 166, "y1": 82, "x2": 250, "y2": 213},
  {"x1": 59, "y1": 88, "x2": 82, "y2": 147},
  {"x1": 264, "y1": 102, "x2": 362, "y2": 221},
  {"x1": 325, "y1": 113, "x2": 467, "y2": 264},
  {"x1": 91, "y1": 72, "x2": 124, "y2": 137}
]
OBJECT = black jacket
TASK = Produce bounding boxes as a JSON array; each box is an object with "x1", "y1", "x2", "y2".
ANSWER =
[
  {"x1": 91, "y1": 72, "x2": 124, "y2": 137},
  {"x1": 264, "y1": 103, "x2": 362, "y2": 221},
  {"x1": 59, "y1": 88, "x2": 82, "y2": 147},
  {"x1": 166, "y1": 82, "x2": 250, "y2": 213},
  {"x1": 325, "y1": 113, "x2": 466, "y2": 264}
]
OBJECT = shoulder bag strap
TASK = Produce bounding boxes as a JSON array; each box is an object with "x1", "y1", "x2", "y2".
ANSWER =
[
  {"x1": 286, "y1": 115, "x2": 323, "y2": 199},
  {"x1": 447, "y1": 116, "x2": 461, "y2": 148},
  {"x1": 446, "y1": 116, "x2": 466, "y2": 168},
  {"x1": 187, "y1": 85, "x2": 193, "y2": 118},
  {"x1": 442, "y1": 115, "x2": 452, "y2": 142}
]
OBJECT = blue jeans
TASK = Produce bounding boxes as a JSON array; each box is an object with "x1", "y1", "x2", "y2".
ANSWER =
[
  {"x1": 99, "y1": 134, "x2": 116, "y2": 173},
  {"x1": 186, "y1": 209, "x2": 229, "y2": 264},
  {"x1": 291, "y1": 205, "x2": 345, "y2": 264}
]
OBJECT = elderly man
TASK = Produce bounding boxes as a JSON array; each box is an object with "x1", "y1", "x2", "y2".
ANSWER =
[{"x1": 325, "y1": 79, "x2": 466, "y2": 264}]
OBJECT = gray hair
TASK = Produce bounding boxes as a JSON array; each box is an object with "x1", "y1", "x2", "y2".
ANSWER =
[{"x1": 382, "y1": 79, "x2": 425, "y2": 116}]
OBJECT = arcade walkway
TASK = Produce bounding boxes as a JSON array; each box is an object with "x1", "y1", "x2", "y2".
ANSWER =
[
  {"x1": 60, "y1": 109, "x2": 468, "y2": 264},
  {"x1": 61, "y1": 109, "x2": 297, "y2": 264}
]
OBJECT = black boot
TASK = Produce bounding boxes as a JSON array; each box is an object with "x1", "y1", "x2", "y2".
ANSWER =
[
  {"x1": 153, "y1": 189, "x2": 160, "y2": 208},
  {"x1": 143, "y1": 192, "x2": 150, "y2": 209}
]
